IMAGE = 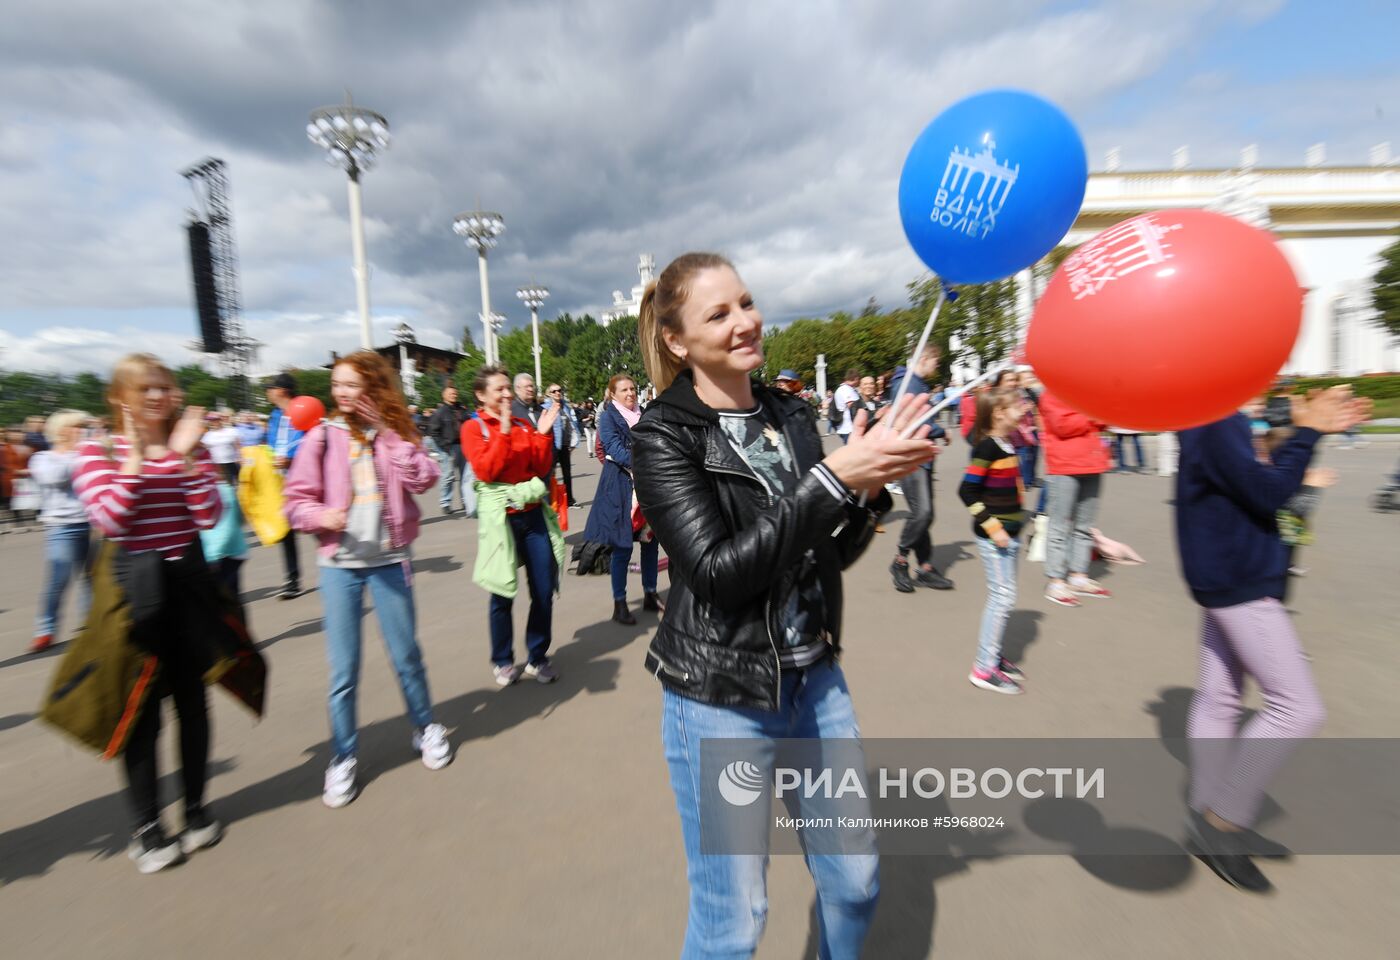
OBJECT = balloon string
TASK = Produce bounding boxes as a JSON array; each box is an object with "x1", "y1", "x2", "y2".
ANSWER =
[
  {"x1": 882, "y1": 285, "x2": 947, "y2": 434},
  {"x1": 856, "y1": 285, "x2": 948, "y2": 507},
  {"x1": 898, "y1": 361, "x2": 1011, "y2": 439}
]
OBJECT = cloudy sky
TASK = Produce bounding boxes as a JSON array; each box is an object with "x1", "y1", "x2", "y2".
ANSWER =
[{"x1": 2, "y1": 0, "x2": 1396, "y2": 375}]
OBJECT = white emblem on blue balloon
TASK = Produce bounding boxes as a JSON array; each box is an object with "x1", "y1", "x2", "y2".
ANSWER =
[{"x1": 899, "y1": 89, "x2": 1088, "y2": 285}]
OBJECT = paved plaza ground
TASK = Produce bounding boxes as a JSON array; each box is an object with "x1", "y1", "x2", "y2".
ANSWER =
[{"x1": 2, "y1": 435, "x2": 1398, "y2": 959}]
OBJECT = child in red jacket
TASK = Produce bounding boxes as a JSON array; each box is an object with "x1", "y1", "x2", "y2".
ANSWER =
[{"x1": 1038, "y1": 389, "x2": 1112, "y2": 607}]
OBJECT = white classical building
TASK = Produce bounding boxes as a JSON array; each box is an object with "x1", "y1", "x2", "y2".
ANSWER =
[
  {"x1": 1053, "y1": 145, "x2": 1400, "y2": 376},
  {"x1": 952, "y1": 146, "x2": 1400, "y2": 384},
  {"x1": 601, "y1": 254, "x2": 656, "y2": 325}
]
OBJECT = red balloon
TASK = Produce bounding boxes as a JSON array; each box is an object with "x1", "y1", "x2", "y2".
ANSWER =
[
  {"x1": 287, "y1": 395, "x2": 326, "y2": 432},
  {"x1": 1026, "y1": 209, "x2": 1302, "y2": 432}
]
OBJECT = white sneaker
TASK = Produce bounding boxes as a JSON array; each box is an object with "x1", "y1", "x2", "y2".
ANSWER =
[
  {"x1": 179, "y1": 807, "x2": 224, "y2": 855},
  {"x1": 412, "y1": 723, "x2": 452, "y2": 770},
  {"x1": 523, "y1": 661, "x2": 559, "y2": 684},
  {"x1": 128, "y1": 822, "x2": 185, "y2": 874},
  {"x1": 323, "y1": 757, "x2": 358, "y2": 808}
]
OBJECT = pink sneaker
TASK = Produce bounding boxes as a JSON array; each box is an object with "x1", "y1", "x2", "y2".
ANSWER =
[
  {"x1": 1069, "y1": 578, "x2": 1112, "y2": 599},
  {"x1": 969, "y1": 667, "x2": 1023, "y2": 695},
  {"x1": 1044, "y1": 583, "x2": 1082, "y2": 608}
]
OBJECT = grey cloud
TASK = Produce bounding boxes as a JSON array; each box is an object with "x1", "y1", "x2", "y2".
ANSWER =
[{"x1": 3, "y1": 0, "x2": 1374, "y2": 376}]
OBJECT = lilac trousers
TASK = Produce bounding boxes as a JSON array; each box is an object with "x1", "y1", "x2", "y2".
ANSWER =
[{"x1": 1186, "y1": 597, "x2": 1327, "y2": 828}]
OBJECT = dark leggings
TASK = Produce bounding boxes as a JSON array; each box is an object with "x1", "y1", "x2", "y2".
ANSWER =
[
  {"x1": 281, "y1": 530, "x2": 300, "y2": 588},
  {"x1": 122, "y1": 557, "x2": 213, "y2": 829},
  {"x1": 123, "y1": 654, "x2": 210, "y2": 829}
]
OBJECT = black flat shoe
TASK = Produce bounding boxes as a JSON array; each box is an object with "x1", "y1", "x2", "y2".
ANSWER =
[
  {"x1": 1186, "y1": 811, "x2": 1273, "y2": 894},
  {"x1": 915, "y1": 566, "x2": 955, "y2": 590},
  {"x1": 612, "y1": 600, "x2": 637, "y2": 626},
  {"x1": 642, "y1": 592, "x2": 664, "y2": 613}
]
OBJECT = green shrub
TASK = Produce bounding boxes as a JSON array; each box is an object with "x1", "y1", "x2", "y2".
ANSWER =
[{"x1": 1289, "y1": 374, "x2": 1400, "y2": 401}]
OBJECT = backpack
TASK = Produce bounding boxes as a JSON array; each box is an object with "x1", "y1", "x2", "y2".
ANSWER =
[{"x1": 827, "y1": 395, "x2": 844, "y2": 428}]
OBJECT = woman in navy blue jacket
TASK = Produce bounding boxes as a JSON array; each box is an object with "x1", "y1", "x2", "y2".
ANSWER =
[
  {"x1": 1175, "y1": 385, "x2": 1369, "y2": 894},
  {"x1": 583, "y1": 374, "x2": 660, "y2": 625}
]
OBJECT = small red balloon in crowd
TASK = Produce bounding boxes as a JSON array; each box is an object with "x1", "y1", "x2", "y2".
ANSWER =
[
  {"x1": 287, "y1": 395, "x2": 326, "y2": 432},
  {"x1": 1027, "y1": 209, "x2": 1303, "y2": 432}
]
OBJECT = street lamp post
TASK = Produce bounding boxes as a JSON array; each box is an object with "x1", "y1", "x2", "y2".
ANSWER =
[
  {"x1": 516, "y1": 284, "x2": 550, "y2": 387},
  {"x1": 482, "y1": 312, "x2": 506, "y2": 364},
  {"x1": 307, "y1": 98, "x2": 390, "y2": 349},
  {"x1": 452, "y1": 211, "x2": 505, "y2": 363}
]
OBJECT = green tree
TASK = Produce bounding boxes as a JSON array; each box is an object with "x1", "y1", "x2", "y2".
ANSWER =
[
  {"x1": 281, "y1": 368, "x2": 332, "y2": 408},
  {"x1": 1372, "y1": 236, "x2": 1400, "y2": 341},
  {"x1": 64, "y1": 372, "x2": 109, "y2": 415},
  {"x1": 599, "y1": 315, "x2": 647, "y2": 390},
  {"x1": 172, "y1": 364, "x2": 232, "y2": 409},
  {"x1": 541, "y1": 312, "x2": 597, "y2": 359},
  {"x1": 1033, "y1": 244, "x2": 1079, "y2": 299},
  {"x1": 563, "y1": 322, "x2": 609, "y2": 400},
  {"x1": 495, "y1": 328, "x2": 536, "y2": 381},
  {"x1": 940, "y1": 278, "x2": 1020, "y2": 374},
  {"x1": 762, "y1": 317, "x2": 844, "y2": 385},
  {"x1": 451, "y1": 362, "x2": 477, "y2": 398},
  {"x1": 458, "y1": 326, "x2": 486, "y2": 370},
  {"x1": 906, "y1": 274, "x2": 1020, "y2": 378},
  {"x1": 415, "y1": 373, "x2": 445, "y2": 411},
  {"x1": 0, "y1": 371, "x2": 57, "y2": 424},
  {"x1": 562, "y1": 315, "x2": 646, "y2": 400}
]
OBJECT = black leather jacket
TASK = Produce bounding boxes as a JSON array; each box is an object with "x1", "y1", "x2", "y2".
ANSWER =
[{"x1": 632, "y1": 370, "x2": 891, "y2": 711}]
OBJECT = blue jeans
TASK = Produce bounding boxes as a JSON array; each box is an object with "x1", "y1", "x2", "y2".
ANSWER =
[
  {"x1": 611, "y1": 539, "x2": 659, "y2": 601},
  {"x1": 36, "y1": 522, "x2": 91, "y2": 638},
  {"x1": 1017, "y1": 444, "x2": 1038, "y2": 487},
  {"x1": 1044, "y1": 474, "x2": 1101, "y2": 581},
  {"x1": 661, "y1": 661, "x2": 879, "y2": 959},
  {"x1": 488, "y1": 509, "x2": 556, "y2": 667},
  {"x1": 974, "y1": 537, "x2": 1019, "y2": 671},
  {"x1": 438, "y1": 446, "x2": 476, "y2": 515},
  {"x1": 1113, "y1": 434, "x2": 1143, "y2": 472},
  {"x1": 320, "y1": 562, "x2": 434, "y2": 761}
]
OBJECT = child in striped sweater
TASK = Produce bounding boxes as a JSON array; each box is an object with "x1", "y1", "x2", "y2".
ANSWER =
[{"x1": 959, "y1": 388, "x2": 1029, "y2": 695}]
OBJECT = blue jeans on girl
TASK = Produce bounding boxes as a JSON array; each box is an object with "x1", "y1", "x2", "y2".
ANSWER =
[
  {"x1": 319, "y1": 561, "x2": 434, "y2": 761},
  {"x1": 974, "y1": 537, "x2": 1019, "y2": 670},
  {"x1": 36, "y1": 522, "x2": 91, "y2": 638}
]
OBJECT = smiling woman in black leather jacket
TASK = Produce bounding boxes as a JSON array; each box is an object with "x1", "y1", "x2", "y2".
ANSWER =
[{"x1": 632, "y1": 252, "x2": 937, "y2": 959}]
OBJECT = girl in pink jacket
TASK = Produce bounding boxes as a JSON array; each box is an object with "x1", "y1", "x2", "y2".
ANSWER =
[{"x1": 282, "y1": 352, "x2": 449, "y2": 809}]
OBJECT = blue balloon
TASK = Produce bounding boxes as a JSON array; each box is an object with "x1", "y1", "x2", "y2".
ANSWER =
[{"x1": 898, "y1": 89, "x2": 1087, "y2": 285}]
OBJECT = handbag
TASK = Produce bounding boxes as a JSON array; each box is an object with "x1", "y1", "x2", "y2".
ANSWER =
[
  {"x1": 631, "y1": 492, "x2": 653, "y2": 542},
  {"x1": 1027, "y1": 514, "x2": 1048, "y2": 563},
  {"x1": 549, "y1": 475, "x2": 569, "y2": 532}
]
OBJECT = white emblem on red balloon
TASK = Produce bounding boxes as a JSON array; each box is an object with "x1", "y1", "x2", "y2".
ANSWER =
[
  {"x1": 1065, "y1": 215, "x2": 1183, "y2": 300},
  {"x1": 929, "y1": 135, "x2": 1020, "y2": 240}
]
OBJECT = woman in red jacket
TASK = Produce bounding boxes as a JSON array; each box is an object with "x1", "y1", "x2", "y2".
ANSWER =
[
  {"x1": 462, "y1": 364, "x2": 561, "y2": 686},
  {"x1": 1038, "y1": 389, "x2": 1112, "y2": 607}
]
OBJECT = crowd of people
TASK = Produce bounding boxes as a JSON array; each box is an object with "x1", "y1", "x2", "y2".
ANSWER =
[{"x1": 9, "y1": 249, "x2": 1384, "y2": 955}]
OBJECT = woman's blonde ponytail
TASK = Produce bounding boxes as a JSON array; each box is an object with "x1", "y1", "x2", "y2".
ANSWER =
[
  {"x1": 637, "y1": 252, "x2": 733, "y2": 395},
  {"x1": 639, "y1": 280, "x2": 687, "y2": 394}
]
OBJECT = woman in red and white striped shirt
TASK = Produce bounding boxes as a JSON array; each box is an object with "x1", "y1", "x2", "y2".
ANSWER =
[{"x1": 72, "y1": 353, "x2": 227, "y2": 874}]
